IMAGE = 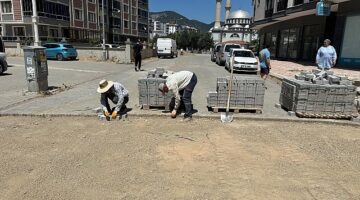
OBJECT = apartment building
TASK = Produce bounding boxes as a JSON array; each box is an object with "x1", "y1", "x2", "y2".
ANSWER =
[
  {"x1": 0, "y1": 0, "x2": 149, "y2": 44},
  {"x1": 252, "y1": 0, "x2": 360, "y2": 68}
]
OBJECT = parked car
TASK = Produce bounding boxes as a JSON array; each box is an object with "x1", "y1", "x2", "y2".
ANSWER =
[
  {"x1": 104, "y1": 44, "x2": 121, "y2": 48},
  {"x1": 211, "y1": 43, "x2": 222, "y2": 62},
  {"x1": 0, "y1": 52, "x2": 8, "y2": 74},
  {"x1": 225, "y1": 48, "x2": 258, "y2": 73},
  {"x1": 42, "y1": 43, "x2": 78, "y2": 61},
  {"x1": 157, "y1": 38, "x2": 178, "y2": 58},
  {"x1": 0, "y1": 38, "x2": 7, "y2": 74},
  {"x1": 216, "y1": 43, "x2": 241, "y2": 66}
]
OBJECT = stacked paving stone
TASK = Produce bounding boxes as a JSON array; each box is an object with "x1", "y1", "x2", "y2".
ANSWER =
[
  {"x1": 138, "y1": 68, "x2": 172, "y2": 109},
  {"x1": 207, "y1": 75, "x2": 265, "y2": 111},
  {"x1": 280, "y1": 70, "x2": 357, "y2": 118}
]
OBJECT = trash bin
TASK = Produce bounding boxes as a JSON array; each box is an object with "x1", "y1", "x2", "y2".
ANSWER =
[{"x1": 23, "y1": 46, "x2": 48, "y2": 92}]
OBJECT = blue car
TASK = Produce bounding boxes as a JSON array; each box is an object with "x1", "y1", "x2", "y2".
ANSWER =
[{"x1": 43, "y1": 43, "x2": 78, "y2": 61}]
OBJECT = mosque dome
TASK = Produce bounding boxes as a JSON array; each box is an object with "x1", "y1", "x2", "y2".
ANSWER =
[{"x1": 227, "y1": 10, "x2": 251, "y2": 19}]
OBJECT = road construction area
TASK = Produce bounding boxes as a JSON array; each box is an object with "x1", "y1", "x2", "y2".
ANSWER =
[
  {"x1": 1, "y1": 116, "x2": 360, "y2": 199},
  {"x1": 0, "y1": 54, "x2": 287, "y2": 118}
]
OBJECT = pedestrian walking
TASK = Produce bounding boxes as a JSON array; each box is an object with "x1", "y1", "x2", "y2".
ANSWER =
[
  {"x1": 158, "y1": 71, "x2": 198, "y2": 121},
  {"x1": 97, "y1": 80, "x2": 129, "y2": 120},
  {"x1": 259, "y1": 45, "x2": 272, "y2": 80},
  {"x1": 133, "y1": 39, "x2": 143, "y2": 71},
  {"x1": 316, "y1": 39, "x2": 337, "y2": 70}
]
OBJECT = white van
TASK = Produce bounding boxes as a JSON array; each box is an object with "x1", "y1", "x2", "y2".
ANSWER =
[{"x1": 156, "y1": 38, "x2": 178, "y2": 58}]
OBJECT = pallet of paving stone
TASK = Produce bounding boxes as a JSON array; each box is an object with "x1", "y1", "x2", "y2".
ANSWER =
[
  {"x1": 208, "y1": 106, "x2": 263, "y2": 114},
  {"x1": 141, "y1": 104, "x2": 170, "y2": 111},
  {"x1": 280, "y1": 76, "x2": 357, "y2": 119},
  {"x1": 295, "y1": 111, "x2": 358, "y2": 119}
]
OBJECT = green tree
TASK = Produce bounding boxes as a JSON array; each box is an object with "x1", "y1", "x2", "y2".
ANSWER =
[{"x1": 198, "y1": 33, "x2": 214, "y2": 51}]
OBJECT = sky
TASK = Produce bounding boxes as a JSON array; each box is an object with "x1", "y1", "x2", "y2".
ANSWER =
[{"x1": 149, "y1": 0, "x2": 253, "y2": 24}]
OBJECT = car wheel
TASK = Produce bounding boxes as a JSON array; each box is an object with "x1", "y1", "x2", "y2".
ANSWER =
[{"x1": 56, "y1": 53, "x2": 64, "y2": 61}]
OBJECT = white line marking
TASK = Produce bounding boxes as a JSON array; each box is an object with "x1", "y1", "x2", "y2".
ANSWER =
[
  {"x1": 49, "y1": 67, "x2": 107, "y2": 74},
  {"x1": 10, "y1": 64, "x2": 106, "y2": 74}
]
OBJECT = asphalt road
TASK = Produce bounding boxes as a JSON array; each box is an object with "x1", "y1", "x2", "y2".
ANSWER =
[{"x1": 0, "y1": 55, "x2": 287, "y2": 117}]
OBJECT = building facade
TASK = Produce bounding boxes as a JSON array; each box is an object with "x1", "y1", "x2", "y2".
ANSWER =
[
  {"x1": 210, "y1": 0, "x2": 255, "y2": 44},
  {"x1": 0, "y1": 0, "x2": 149, "y2": 44},
  {"x1": 252, "y1": 0, "x2": 360, "y2": 68}
]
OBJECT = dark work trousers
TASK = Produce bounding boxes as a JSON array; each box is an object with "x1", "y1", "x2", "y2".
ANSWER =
[
  {"x1": 134, "y1": 54, "x2": 142, "y2": 70},
  {"x1": 108, "y1": 96, "x2": 129, "y2": 115},
  {"x1": 183, "y1": 73, "x2": 198, "y2": 118}
]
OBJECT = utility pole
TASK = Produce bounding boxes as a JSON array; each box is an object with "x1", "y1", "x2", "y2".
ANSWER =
[
  {"x1": 31, "y1": 0, "x2": 39, "y2": 46},
  {"x1": 102, "y1": 0, "x2": 106, "y2": 60}
]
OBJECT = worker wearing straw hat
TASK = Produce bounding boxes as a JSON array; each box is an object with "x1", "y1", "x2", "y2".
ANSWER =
[{"x1": 97, "y1": 80, "x2": 129, "y2": 120}]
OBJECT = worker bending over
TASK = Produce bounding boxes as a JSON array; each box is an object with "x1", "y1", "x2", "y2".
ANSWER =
[
  {"x1": 159, "y1": 71, "x2": 197, "y2": 120},
  {"x1": 97, "y1": 79, "x2": 129, "y2": 120}
]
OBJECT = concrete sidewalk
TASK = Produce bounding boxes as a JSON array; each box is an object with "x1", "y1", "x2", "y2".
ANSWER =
[{"x1": 270, "y1": 60, "x2": 360, "y2": 82}]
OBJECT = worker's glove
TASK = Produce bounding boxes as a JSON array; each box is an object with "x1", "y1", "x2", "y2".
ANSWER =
[
  {"x1": 104, "y1": 111, "x2": 110, "y2": 117},
  {"x1": 112, "y1": 111, "x2": 118, "y2": 119},
  {"x1": 171, "y1": 110, "x2": 177, "y2": 118}
]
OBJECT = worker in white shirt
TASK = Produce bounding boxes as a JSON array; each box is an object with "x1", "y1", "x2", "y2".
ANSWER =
[{"x1": 158, "y1": 71, "x2": 197, "y2": 120}]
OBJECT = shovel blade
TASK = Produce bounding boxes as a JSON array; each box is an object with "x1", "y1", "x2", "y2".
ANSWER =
[{"x1": 221, "y1": 112, "x2": 233, "y2": 123}]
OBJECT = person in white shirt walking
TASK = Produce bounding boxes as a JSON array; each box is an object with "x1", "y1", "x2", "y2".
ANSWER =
[{"x1": 158, "y1": 71, "x2": 198, "y2": 120}]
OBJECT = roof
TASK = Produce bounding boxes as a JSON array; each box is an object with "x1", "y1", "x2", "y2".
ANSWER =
[{"x1": 228, "y1": 10, "x2": 251, "y2": 19}]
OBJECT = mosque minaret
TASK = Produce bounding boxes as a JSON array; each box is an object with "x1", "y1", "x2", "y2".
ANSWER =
[
  {"x1": 225, "y1": 0, "x2": 231, "y2": 20},
  {"x1": 214, "y1": 0, "x2": 222, "y2": 29}
]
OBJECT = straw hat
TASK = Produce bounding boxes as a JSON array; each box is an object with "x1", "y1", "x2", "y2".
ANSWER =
[{"x1": 97, "y1": 80, "x2": 114, "y2": 93}]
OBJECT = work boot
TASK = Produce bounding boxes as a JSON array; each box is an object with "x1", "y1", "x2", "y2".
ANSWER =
[{"x1": 182, "y1": 116, "x2": 192, "y2": 122}]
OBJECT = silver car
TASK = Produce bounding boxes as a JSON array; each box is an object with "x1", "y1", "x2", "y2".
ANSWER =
[{"x1": 216, "y1": 43, "x2": 241, "y2": 66}]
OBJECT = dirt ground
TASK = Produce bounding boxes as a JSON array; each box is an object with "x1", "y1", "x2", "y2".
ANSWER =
[{"x1": 0, "y1": 116, "x2": 360, "y2": 200}]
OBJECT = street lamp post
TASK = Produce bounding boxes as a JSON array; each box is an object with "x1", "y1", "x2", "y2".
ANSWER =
[
  {"x1": 102, "y1": 0, "x2": 106, "y2": 60},
  {"x1": 31, "y1": 0, "x2": 40, "y2": 46}
]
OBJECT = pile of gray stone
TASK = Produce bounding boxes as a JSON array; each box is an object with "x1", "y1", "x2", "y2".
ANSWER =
[
  {"x1": 280, "y1": 70, "x2": 357, "y2": 118},
  {"x1": 138, "y1": 68, "x2": 172, "y2": 109},
  {"x1": 294, "y1": 69, "x2": 353, "y2": 85},
  {"x1": 207, "y1": 75, "x2": 265, "y2": 110}
]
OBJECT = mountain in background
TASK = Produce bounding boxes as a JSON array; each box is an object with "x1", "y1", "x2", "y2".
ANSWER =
[{"x1": 150, "y1": 11, "x2": 215, "y2": 33}]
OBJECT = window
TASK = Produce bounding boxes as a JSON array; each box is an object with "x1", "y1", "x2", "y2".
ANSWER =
[
  {"x1": 113, "y1": 0, "x2": 121, "y2": 10},
  {"x1": 132, "y1": 22, "x2": 136, "y2": 30},
  {"x1": 1, "y1": 1, "x2": 12, "y2": 13},
  {"x1": 75, "y1": 9, "x2": 82, "y2": 20},
  {"x1": 49, "y1": 29, "x2": 58, "y2": 37},
  {"x1": 123, "y1": 5, "x2": 129, "y2": 13},
  {"x1": 279, "y1": 28, "x2": 299, "y2": 59},
  {"x1": 113, "y1": 17, "x2": 121, "y2": 27},
  {"x1": 132, "y1": 7, "x2": 136, "y2": 15},
  {"x1": 13, "y1": 27, "x2": 25, "y2": 36},
  {"x1": 88, "y1": 12, "x2": 95, "y2": 22},
  {"x1": 124, "y1": 21, "x2": 129, "y2": 29},
  {"x1": 234, "y1": 51, "x2": 255, "y2": 58},
  {"x1": 88, "y1": 0, "x2": 95, "y2": 3}
]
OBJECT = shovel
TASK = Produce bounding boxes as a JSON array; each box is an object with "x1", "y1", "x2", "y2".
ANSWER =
[{"x1": 221, "y1": 57, "x2": 234, "y2": 123}]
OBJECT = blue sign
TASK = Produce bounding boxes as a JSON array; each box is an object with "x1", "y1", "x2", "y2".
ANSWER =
[{"x1": 316, "y1": 0, "x2": 331, "y2": 16}]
